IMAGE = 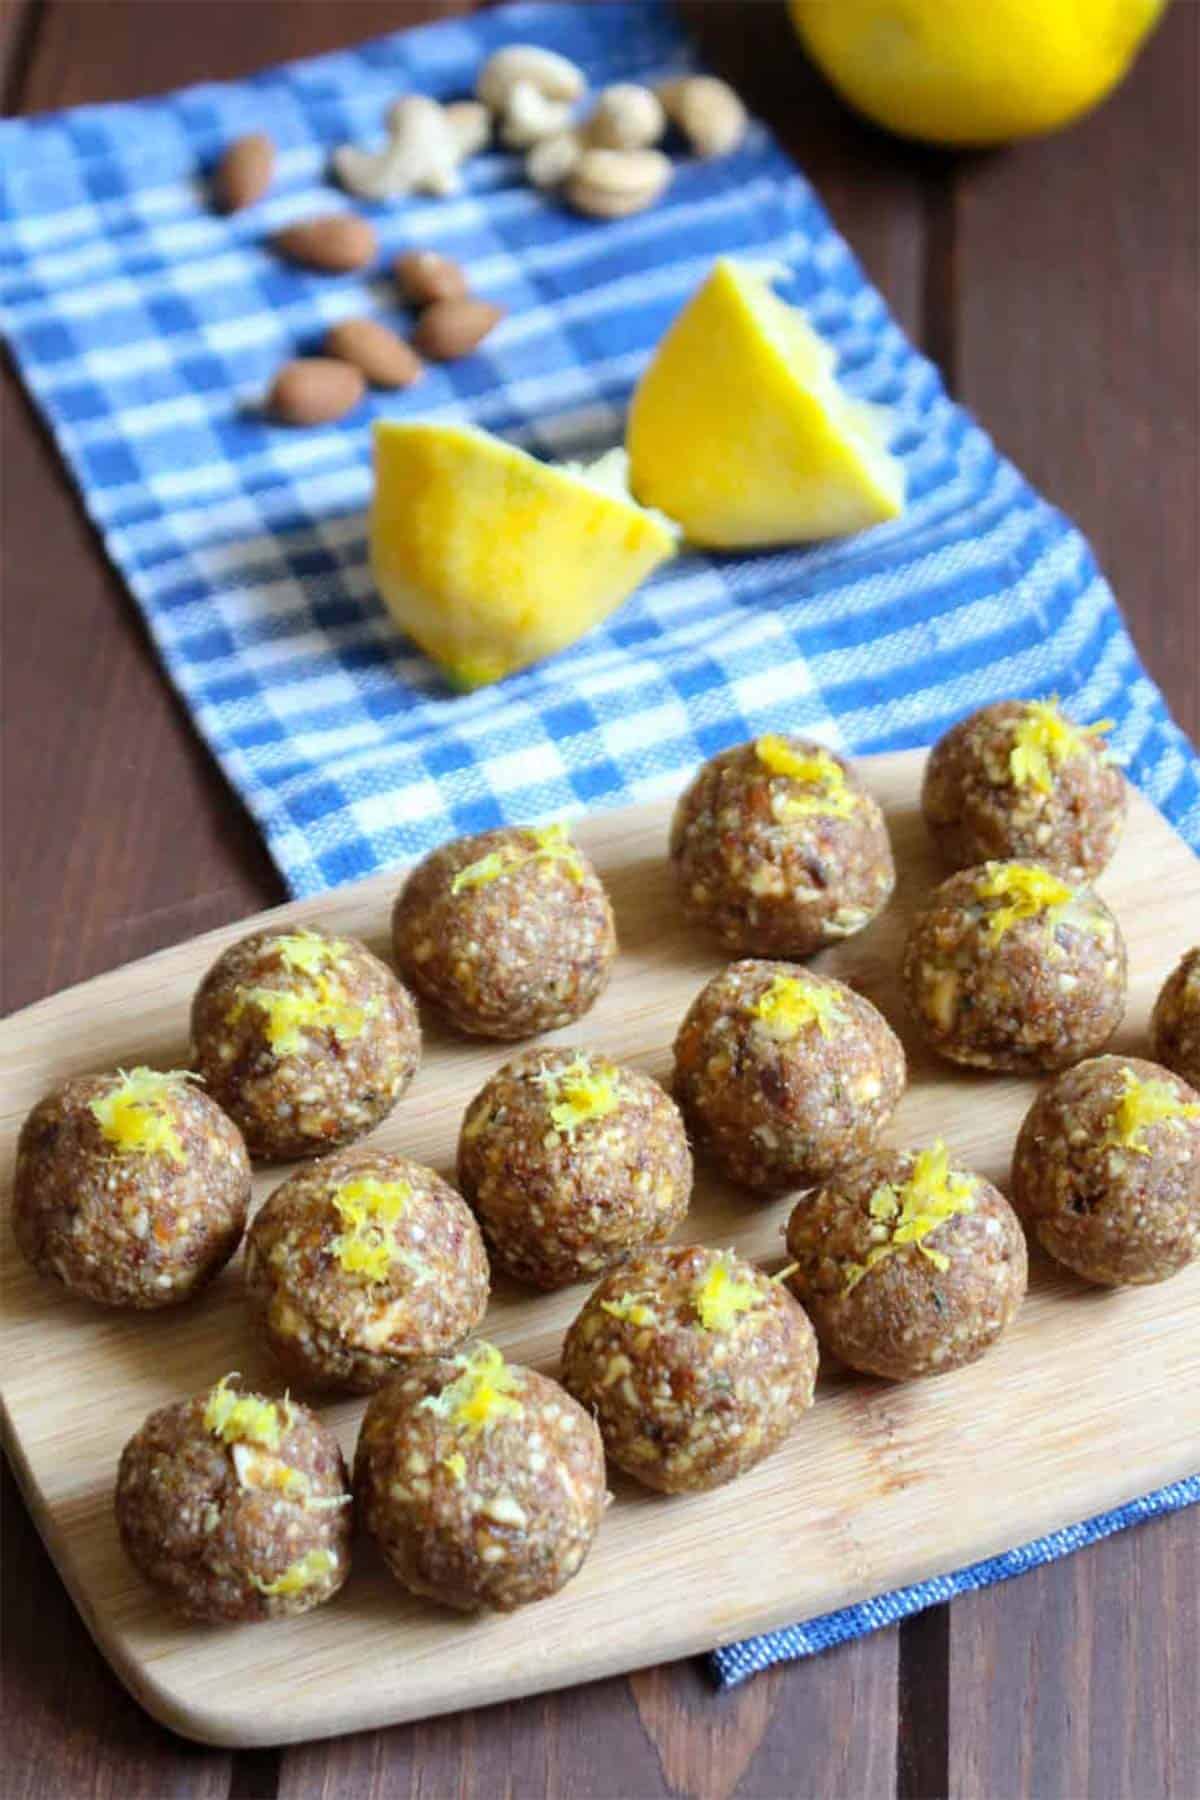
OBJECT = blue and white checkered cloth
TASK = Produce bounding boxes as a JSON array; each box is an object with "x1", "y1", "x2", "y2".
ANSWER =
[{"x1": 2, "y1": 0, "x2": 1196, "y2": 1686}]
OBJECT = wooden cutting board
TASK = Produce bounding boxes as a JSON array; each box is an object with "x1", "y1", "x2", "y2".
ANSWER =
[{"x1": 2, "y1": 749, "x2": 1197, "y2": 1748}]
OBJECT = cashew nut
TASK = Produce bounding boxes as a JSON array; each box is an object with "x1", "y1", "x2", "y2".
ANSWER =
[
  {"x1": 499, "y1": 79, "x2": 574, "y2": 150},
  {"x1": 477, "y1": 44, "x2": 586, "y2": 112},
  {"x1": 585, "y1": 83, "x2": 666, "y2": 152},
  {"x1": 526, "y1": 130, "x2": 583, "y2": 191},
  {"x1": 658, "y1": 75, "x2": 747, "y2": 159},
  {"x1": 335, "y1": 95, "x2": 463, "y2": 200},
  {"x1": 443, "y1": 100, "x2": 492, "y2": 161},
  {"x1": 565, "y1": 147, "x2": 673, "y2": 219}
]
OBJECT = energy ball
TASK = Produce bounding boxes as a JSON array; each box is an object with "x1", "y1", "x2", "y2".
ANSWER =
[
  {"x1": 902, "y1": 861, "x2": 1126, "y2": 1073},
  {"x1": 1011, "y1": 1055, "x2": 1200, "y2": 1286},
  {"x1": 115, "y1": 1376, "x2": 352, "y2": 1623},
  {"x1": 392, "y1": 823, "x2": 616, "y2": 1040},
  {"x1": 669, "y1": 734, "x2": 895, "y2": 956},
  {"x1": 672, "y1": 961, "x2": 905, "y2": 1192},
  {"x1": 12, "y1": 1067, "x2": 248, "y2": 1308},
  {"x1": 354, "y1": 1342, "x2": 606, "y2": 1613},
  {"x1": 784, "y1": 1142, "x2": 1027, "y2": 1380},
  {"x1": 922, "y1": 698, "x2": 1125, "y2": 881},
  {"x1": 191, "y1": 925, "x2": 420, "y2": 1162},
  {"x1": 562, "y1": 1245, "x2": 818, "y2": 1493},
  {"x1": 457, "y1": 1048, "x2": 692, "y2": 1289},
  {"x1": 245, "y1": 1150, "x2": 490, "y2": 1393},
  {"x1": 1151, "y1": 947, "x2": 1200, "y2": 1091}
]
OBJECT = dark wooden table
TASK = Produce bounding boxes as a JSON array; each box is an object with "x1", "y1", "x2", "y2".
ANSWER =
[{"x1": 3, "y1": 4, "x2": 1197, "y2": 1796}]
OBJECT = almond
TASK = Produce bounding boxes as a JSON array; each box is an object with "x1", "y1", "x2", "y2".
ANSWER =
[
  {"x1": 325, "y1": 318, "x2": 424, "y2": 390},
  {"x1": 215, "y1": 132, "x2": 275, "y2": 213},
  {"x1": 394, "y1": 248, "x2": 469, "y2": 306},
  {"x1": 412, "y1": 297, "x2": 505, "y2": 361},
  {"x1": 266, "y1": 358, "x2": 365, "y2": 425},
  {"x1": 272, "y1": 214, "x2": 377, "y2": 273}
]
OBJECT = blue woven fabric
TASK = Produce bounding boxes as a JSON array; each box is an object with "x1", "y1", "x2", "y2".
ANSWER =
[{"x1": 2, "y1": 1, "x2": 1197, "y2": 1685}]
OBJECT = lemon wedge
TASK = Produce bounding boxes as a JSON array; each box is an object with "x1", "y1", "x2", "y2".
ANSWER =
[
  {"x1": 626, "y1": 258, "x2": 905, "y2": 548},
  {"x1": 370, "y1": 422, "x2": 678, "y2": 690}
]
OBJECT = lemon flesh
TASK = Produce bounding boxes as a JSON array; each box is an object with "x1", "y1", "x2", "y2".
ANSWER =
[
  {"x1": 626, "y1": 259, "x2": 905, "y2": 549},
  {"x1": 370, "y1": 423, "x2": 677, "y2": 689},
  {"x1": 790, "y1": 0, "x2": 1168, "y2": 147}
]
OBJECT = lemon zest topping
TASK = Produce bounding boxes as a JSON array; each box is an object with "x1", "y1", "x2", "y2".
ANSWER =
[
  {"x1": 329, "y1": 1176, "x2": 412, "y2": 1282},
  {"x1": 756, "y1": 734, "x2": 857, "y2": 820},
  {"x1": 250, "y1": 1547, "x2": 336, "y2": 1597},
  {"x1": 843, "y1": 1143, "x2": 976, "y2": 1293},
  {"x1": 694, "y1": 1253, "x2": 765, "y2": 1332},
  {"x1": 442, "y1": 1452, "x2": 467, "y2": 1484},
  {"x1": 451, "y1": 822, "x2": 584, "y2": 894},
  {"x1": 273, "y1": 927, "x2": 350, "y2": 977},
  {"x1": 600, "y1": 1292, "x2": 658, "y2": 1328},
  {"x1": 751, "y1": 973, "x2": 847, "y2": 1043},
  {"x1": 203, "y1": 1376, "x2": 290, "y2": 1452},
  {"x1": 419, "y1": 1342, "x2": 524, "y2": 1437},
  {"x1": 228, "y1": 975, "x2": 375, "y2": 1056},
  {"x1": 535, "y1": 1054, "x2": 624, "y2": 1136},
  {"x1": 1009, "y1": 700, "x2": 1114, "y2": 794},
  {"x1": 975, "y1": 862, "x2": 1076, "y2": 943},
  {"x1": 231, "y1": 1442, "x2": 309, "y2": 1500},
  {"x1": 1104, "y1": 1066, "x2": 1200, "y2": 1155},
  {"x1": 89, "y1": 1067, "x2": 195, "y2": 1163}
]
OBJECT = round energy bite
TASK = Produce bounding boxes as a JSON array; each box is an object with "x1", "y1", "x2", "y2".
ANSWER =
[
  {"x1": 191, "y1": 926, "x2": 420, "y2": 1162},
  {"x1": 1011, "y1": 1055, "x2": 1200, "y2": 1286},
  {"x1": 392, "y1": 823, "x2": 616, "y2": 1040},
  {"x1": 562, "y1": 1245, "x2": 817, "y2": 1493},
  {"x1": 245, "y1": 1150, "x2": 490, "y2": 1393},
  {"x1": 902, "y1": 861, "x2": 1126, "y2": 1073},
  {"x1": 354, "y1": 1342, "x2": 606, "y2": 1612},
  {"x1": 785, "y1": 1142, "x2": 1027, "y2": 1380},
  {"x1": 12, "y1": 1067, "x2": 248, "y2": 1308},
  {"x1": 922, "y1": 698, "x2": 1125, "y2": 881},
  {"x1": 669, "y1": 734, "x2": 895, "y2": 956},
  {"x1": 672, "y1": 961, "x2": 905, "y2": 1191},
  {"x1": 115, "y1": 1376, "x2": 352, "y2": 1622},
  {"x1": 457, "y1": 1048, "x2": 692, "y2": 1289},
  {"x1": 1151, "y1": 947, "x2": 1200, "y2": 1092}
]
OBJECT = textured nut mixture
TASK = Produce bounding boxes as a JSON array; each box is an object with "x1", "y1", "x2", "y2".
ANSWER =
[
  {"x1": 673, "y1": 960, "x2": 905, "y2": 1191},
  {"x1": 1151, "y1": 946, "x2": 1200, "y2": 1092},
  {"x1": 355, "y1": 1344, "x2": 606, "y2": 1612},
  {"x1": 116, "y1": 1379, "x2": 352, "y2": 1623},
  {"x1": 562, "y1": 1244, "x2": 817, "y2": 1493},
  {"x1": 245, "y1": 1149, "x2": 489, "y2": 1393},
  {"x1": 669, "y1": 735, "x2": 896, "y2": 957},
  {"x1": 922, "y1": 698, "x2": 1126, "y2": 881},
  {"x1": 785, "y1": 1143, "x2": 1027, "y2": 1380},
  {"x1": 191, "y1": 925, "x2": 420, "y2": 1161},
  {"x1": 457, "y1": 1047, "x2": 692, "y2": 1288},
  {"x1": 392, "y1": 823, "x2": 616, "y2": 1040},
  {"x1": 13, "y1": 1068, "x2": 249, "y2": 1309},
  {"x1": 902, "y1": 861, "x2": 1126, "y2": 1073},
  {"x1": 1011, "y1": 1054, "x2": 1200, "y2": 1286}
]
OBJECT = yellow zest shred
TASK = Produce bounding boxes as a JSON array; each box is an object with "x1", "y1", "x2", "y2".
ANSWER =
[
  {"x1": 442, "y1": 1452, "x2": 467, "y2": 1484},
  {"x1": 273, "y1": 927, "x2": 348, "y2": 977},
  {"x1": 329, "y1": 1176, "x2": 412, "y2": 1282},
  {"x1": 89, "y1": 1067, "x2": 195, "y2": 1163},
  {"x1": 600, "y1": 1292, "x2": 658, "y2": 1328},
  {"x1": 1104, "y1": 1066, "x2": 1200, "y2": 1155},
  {"x1": 228, "y1": 975, "x2": 375, "y2": 1056},
  {"x1": 451, "y1": 822, "x2": 584, "y2": 895},
  {"x1": 1009, "y1": 699, "x2": 1114, "y2": 794},
  {"x1": 693, "y1": 1253, "x2": 766, "y2": 1332},
  {"x1": 750, "y1": 972, "x2": 847, "y2": 1043},
  {"x1": 419, "y1": 1342, "x2": 524, "y2": 1437},
  {"x1": 231, "y1": 1442, "x2": 309, "y2": 1501},
  {"x1": 535, "y1": 1054, "x2": 624, "y2": 1136},
  {"x1": 975, "y1": 862, "x2": 1076, "y2": 943},
  {"x1": 203, "y1": 1375, "x2": 291, "y2": 1452},
  {"x1": 250, "y1": 1547, "x2": 336, "y2": 1597},
  {"x1": 843, "y1": 1142, "x2": 976, "y2": 1293},
  {"x1": 755, "y1": 734, "x2": 857, "y2": 820},
  {"x1": 529, "y1": 822, "x2": 586, "y2": 883}
]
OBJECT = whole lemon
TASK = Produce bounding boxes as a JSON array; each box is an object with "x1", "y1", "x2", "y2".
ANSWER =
[{"x1": 789, "y1": 0, "x2": 1168, "y2": 146}]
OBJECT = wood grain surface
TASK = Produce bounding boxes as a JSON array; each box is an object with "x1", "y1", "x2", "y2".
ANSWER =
[{"x1": 2, "y1": 2, "x2": 1196, "y2": 1795}]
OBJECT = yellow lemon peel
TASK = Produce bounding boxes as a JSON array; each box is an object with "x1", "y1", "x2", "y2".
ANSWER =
[
  {"x1": 442, "y1": 1452, "x2": 467, "y2": 1484},
  {"x1": 329, "y1": 1176, "x2": 413, "y2": 1282},
  {"x1": 975, "y1": 863, "x2": 1076, "y2": 943},
  {"x1": 843, "y1": 1142, "x2": 976, "y2": 1293},
  {"x1": 694, "y1": 1253, "x2": 766, "y2": 1331},
  {"x1": 273, "y1": 928, "x2": 349, "y2": 978},
  {"x1": 535, "y1": 1054, "x2": 624, "y2": 1136},
  {"x1": 600, "y1": 1292, "x2": 658, "y2": 1328},
  {"x1": 203, "y1": 1376, "x2": 291, "y2": 1452},
  {"x1": 250, "y1": 1547, "x2": 336, "y2": 1597},
  {"x1": 751, "y1": 973, "x2": 847, "y2": 1043},
  {"x1": 1009, "y1": 700, "x2": 1114, "y2": 794},
  {"x1": 231, "y1": 1442, "x2": 309, "y2": 1501},
  {"x1": 89, "y1": 1067, "x2": 195, "y2": 1163},
  {"x1": 420, "y1": 1343, "x2": 524, "y2": 1437},
  {"x1": 228, "y1": 975, "x2": 375, "y2": 1056},
  {"x1": 756, "y1": 735, "x2": 857, "y2": 820},
  {"x1": 1104, "y1": 1066, "x2": 1200, "y2": 1155},
  {"x1": 451, "y1": 823, "x2": 583, "y2": 895}
]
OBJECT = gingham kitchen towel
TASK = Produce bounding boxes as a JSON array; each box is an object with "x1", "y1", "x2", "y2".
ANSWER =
[{"x1": 2, "y1": 1, "x2": 1197, "y2": 1684}]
